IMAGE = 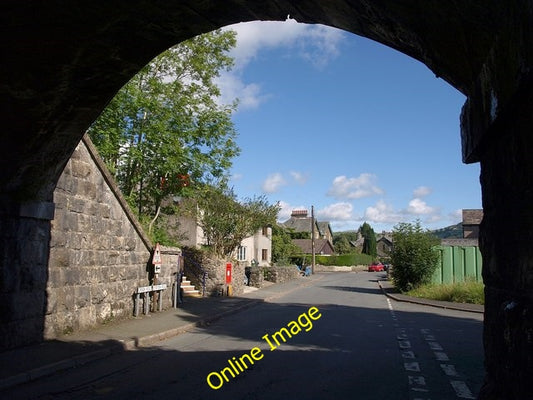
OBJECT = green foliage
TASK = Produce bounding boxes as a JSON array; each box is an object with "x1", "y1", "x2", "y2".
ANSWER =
[
  {"x1": 139, "y1": 214, "x2": 180, "y2": 247},
  {"x1": 359, "y1": 222, "x2": 377, "y2": 258},
  {"x1": 288, "y1": 230, "x2": 310, "y2": 240},
  {"x1": 406, "y1": 280, "x2": 484, "y2": 305},
  {"x1": 390, "y1": 220, "x2": 440, "y2": 291},
  {"x1": 333, "y1": 231, "x2": 358, "y2": 254},
  {"x1": 271, "y1": 225, "x2": 301, "y2": 265},
  {"x1": 315, "y1": 253, "x2": 374, "y2": 266},
  {"x1": 88, "y1": 29, "x2": 240, "y2": 221},
  {"x1": 183, "y1": 183, "x2": 280, "y2": 258}
]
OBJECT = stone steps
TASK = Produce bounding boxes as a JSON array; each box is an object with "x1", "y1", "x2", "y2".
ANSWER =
[{"x1": 181, "y1": 276, "x2": 202, "y2": 297}]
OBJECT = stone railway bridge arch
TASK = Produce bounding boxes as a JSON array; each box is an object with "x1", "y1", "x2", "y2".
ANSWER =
[{"x1": 1, "y1": 1, "x2": 532, "y2": 398}]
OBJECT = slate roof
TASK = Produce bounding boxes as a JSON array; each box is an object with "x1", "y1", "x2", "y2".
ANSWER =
[
  {"x1": 282, "y1": 216, "x2": 314, "y2": 233},
  {"x1": 317, "y1": 221, "x2": 331, "y2": 236},
  {"x1": 441, "y1": 238, "x2": 479, "y2": 246},
  {"x1": 292, "y1": 239, "x2": 335, "y2": 255},
  {"x1": 462, "y1": 209, "x2": 483, "y2": 225}
]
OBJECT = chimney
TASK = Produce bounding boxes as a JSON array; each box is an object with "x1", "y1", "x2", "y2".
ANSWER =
[{"x1": 291, "y1": 209, "x2": 308, "y2": 218}]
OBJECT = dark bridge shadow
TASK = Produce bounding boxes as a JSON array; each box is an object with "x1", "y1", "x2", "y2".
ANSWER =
[{"x1": 1, "y1": 292, "x2": 484, "y2": 400}]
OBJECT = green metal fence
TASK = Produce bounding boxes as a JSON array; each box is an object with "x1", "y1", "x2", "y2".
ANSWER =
[{"x1": 432, "y1": 245, "x2": 483, "y2": 284}]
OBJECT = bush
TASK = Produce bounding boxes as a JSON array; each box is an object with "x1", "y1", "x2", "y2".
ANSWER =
[{"x1": 390, "y1": 220, "x2": 440, "y2": 292}]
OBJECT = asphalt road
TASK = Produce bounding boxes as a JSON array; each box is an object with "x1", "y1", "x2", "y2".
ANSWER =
[{"x1": 5, "y1": 272, "x2": 484, "y2": 399}]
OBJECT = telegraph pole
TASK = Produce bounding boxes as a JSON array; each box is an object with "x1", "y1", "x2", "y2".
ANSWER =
[{"x1": 311, "y1": 205, "x2": 315, "y2": 274}]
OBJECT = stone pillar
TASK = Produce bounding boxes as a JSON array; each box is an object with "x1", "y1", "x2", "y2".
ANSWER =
[
  {"x1": 477, "y1": 87, "x2": 533, "y2": 399},
  {"x1": 0, "y1": 201, "x2": 55, "y2": 350}
]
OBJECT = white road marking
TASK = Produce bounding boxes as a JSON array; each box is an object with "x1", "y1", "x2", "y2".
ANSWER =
[
  {"x1": 450, "y1": 380, "x2": 476, "y2": 399},
  {"x1": 428, "y1": 341, "x2": 443, "y2": 351},
  {"x1": 408, "y1": 375, "x2": 427, "y2": 386},
  {"x1": 434, "y1": 351, "x2": 450, "y2": 361},
  {"x1": 397, "y1": 333, "x2": 408, "y2": 340},
  {"x1": 398, "y1": 340, "x2": 412, "y2": 349},
  {"x1": 404, "y1": 362, "x2": 421, "y2": 372},
  {"x1": 401, "y1": 350, "x2": 415, "y2": 359},
  {"x1": 440, "y1": 364, "x2": 459, "y2": 377}
]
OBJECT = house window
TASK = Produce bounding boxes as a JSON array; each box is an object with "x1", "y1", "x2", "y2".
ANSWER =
[
  {"x1": 262, "y1": 226, "x2": 269, "y2": 236},
  {"x1": 261, "y1": 249, "x2": 268, "y2": 261},
  {"x1": 237, "y1": 246, "x2": 247, "y2": 261}
]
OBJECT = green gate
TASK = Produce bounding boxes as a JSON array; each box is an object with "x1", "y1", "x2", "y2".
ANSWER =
[{"x1": 432, "y1": 245, "x2": 483, "y2": 284}]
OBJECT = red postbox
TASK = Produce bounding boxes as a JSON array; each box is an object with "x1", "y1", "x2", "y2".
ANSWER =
[{"x1": 225, "y1": 263, "x2": 232, "y2": 284}]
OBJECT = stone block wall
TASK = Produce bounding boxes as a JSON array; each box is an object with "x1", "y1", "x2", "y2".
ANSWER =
[
  {"x1": 263, "y1": 266, "x2": 301, "y2": 284},
  {"x1": 248, "y1": 266, "x2": 264, "y2": 288},
  {"x1": 46, "y1": 136, "x2": 158, "y2": 338},
  {"x1": 182, "y1": 247, "x2": 245, "y2": 296}
]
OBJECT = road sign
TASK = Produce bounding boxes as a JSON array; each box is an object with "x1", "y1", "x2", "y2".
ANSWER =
[{"x1": 153, "y1": 243, "x2": 162, "y2": 265}]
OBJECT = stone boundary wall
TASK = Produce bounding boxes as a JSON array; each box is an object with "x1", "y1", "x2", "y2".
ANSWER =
[
  {"x1": 158, "y1": 246, "x2": 182, "y2": 304},
  {"x1": 247, "y1": 266, "x2": 264, "y2": 288},
  {"x1": 182, "y1": 247, "x2": 245, "y2": 297},
  {"x1": 263, "y1": 266, "x2": 301, "y2": 284},
  {"x1": 46, "y1": 136, "x2": 159, "y2": 338}
]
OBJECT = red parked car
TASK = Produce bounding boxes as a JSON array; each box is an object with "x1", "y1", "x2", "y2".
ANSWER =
[{"x1": 368, "y1": 262, "x2": 385, "y2": 272}]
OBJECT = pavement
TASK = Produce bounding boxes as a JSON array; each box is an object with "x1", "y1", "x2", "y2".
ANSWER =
[{"x1": 0, "y1": 272, "x2": 484, "y2": 392}]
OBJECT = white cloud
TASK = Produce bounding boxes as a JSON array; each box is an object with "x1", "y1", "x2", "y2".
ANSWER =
[
  {"x1": 276, "y1": 201, "x2": 307, "y2": 222},
  {"x1": 227, "y1": 19, "x2": 344, "y2": 71},
  {"x1": 449, "y1": 209, "x2": 463, "y2": 222},
  {"x1": 290, "y1": 171, "x2": 308, "y2": 185},
  {"x1": 363, "y1": 197, "x2": 441, "y2": 225},
  {"x1": 262, "y1": 173, "x2": 287, "y2": 193},
  {"x1": 413, "y1": 186, "x2": 432, "y2": 198},
  {"x1": 317, "y1": 202, "x2": 353, "y2": 221},
  {"x1": 406, "y1": 198, "x2": 437, "y2": 215},
  {"x1": 231, "y1": 173, "x2": 243, "y2": 181},
  {"x1": 364, "y1": 200, "x2": 403, "y2": 224},
  {"x1": 216, "y1": 74, "x2": 270, "y2": 110},
  {"x1": 327, "y1": 173, "x2": 384, "y2": 200},
  {"x1": 219, "y1": 19, "x2": 345, "y2": 111}
]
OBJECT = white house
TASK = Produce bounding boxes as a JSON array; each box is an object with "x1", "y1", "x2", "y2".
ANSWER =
[
  {"x1": 177, "y1": 213, "x2": 272, "y2": 267},
  {"x1": 236, "y1": 226, "x2": 272, "y2": 267}
]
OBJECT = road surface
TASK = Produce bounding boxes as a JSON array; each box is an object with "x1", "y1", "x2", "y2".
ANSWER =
[{"x1": 4, "y1": 272, "x2": 484, "y2": 399}]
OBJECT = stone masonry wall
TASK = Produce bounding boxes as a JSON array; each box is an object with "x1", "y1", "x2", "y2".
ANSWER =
[
  {"x1": 182, "y1": 247, "x2": 245, "y2": 297},
  {"x1": 263, "y1": 266, "x2": 301, "y2": 284},
  {"x1": 46, "y1": 136, "x2": 158, "y2": 338}
]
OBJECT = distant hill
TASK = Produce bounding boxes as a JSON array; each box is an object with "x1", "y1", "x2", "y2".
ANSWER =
[{"x1": 432, "y1": 223, "x2": 463, "y2": 239}]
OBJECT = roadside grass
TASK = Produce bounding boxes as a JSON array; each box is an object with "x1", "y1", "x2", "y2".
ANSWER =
[{"x1": 406, "y1": 280, "x2": 485, "y2": 305}]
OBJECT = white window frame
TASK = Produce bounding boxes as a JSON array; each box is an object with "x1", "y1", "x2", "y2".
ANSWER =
[{"x1": 237, "y1": 246, "x2": 247, "y2": 261}]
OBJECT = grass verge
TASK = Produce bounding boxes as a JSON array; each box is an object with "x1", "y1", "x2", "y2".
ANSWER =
[{"x1": 406, "y1": 280, "x2": 484, "y2": 305}]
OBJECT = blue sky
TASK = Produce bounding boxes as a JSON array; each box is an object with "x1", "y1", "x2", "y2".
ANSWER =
[{"x1": 217, "y1": 19, "x2": 481, "y2": 233}]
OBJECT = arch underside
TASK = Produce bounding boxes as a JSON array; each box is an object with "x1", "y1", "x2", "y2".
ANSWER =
[{"x1": 1, "y1": 0, "x2": 502, "y2": 201}]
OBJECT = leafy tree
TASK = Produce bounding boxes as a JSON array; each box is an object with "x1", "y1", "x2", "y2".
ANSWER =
[
  {"x1": 360, "y1": 222, "x2": 377, "y2": 258},
  {"x1": 88, "y1": 29, "x2": 240, "y2": 231},
  {"x1": 271, "y1": 224, "x2": 301, "y2": 265},
  {"x1": 185, "y1": 183, "x2": 280, "y2": 258},
  {"x1": 390, "y1": 220, "x2": 440, "y2": 291},
  {"x1": 333, "y1": 235, "x2": 351, "y2": 254},
  {"x1": 333, "y1": 231, "x2": 358, "y2": 254}
]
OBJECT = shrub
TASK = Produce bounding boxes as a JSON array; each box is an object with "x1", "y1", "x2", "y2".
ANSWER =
[{"x1": 390, "y1": 220, "x2": 440, "y2": 292}]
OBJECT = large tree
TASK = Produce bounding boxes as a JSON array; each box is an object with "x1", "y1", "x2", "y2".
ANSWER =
[
  {"x1": 88, "y1": 29, "x2": 240, "y2": 230},
  {"x1": 360, "y1": 222, "x2": 377, "y2": 258},
  {"x1": 333, "y1": 231, "x2": 358, "y2": 254},
  {"x1": 187, "y1": 183, "x2": 280, "y2": 258}
]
